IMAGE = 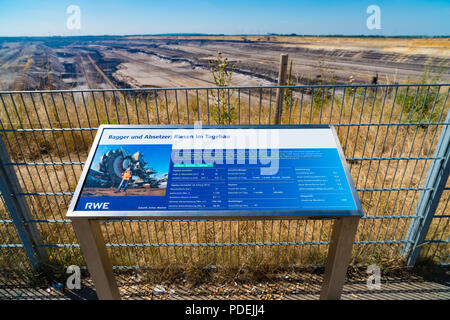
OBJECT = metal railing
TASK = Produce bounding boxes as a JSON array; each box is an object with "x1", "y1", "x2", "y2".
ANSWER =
[{"x1": 0, "y1": 84, "x2": 449, "y2": 272}]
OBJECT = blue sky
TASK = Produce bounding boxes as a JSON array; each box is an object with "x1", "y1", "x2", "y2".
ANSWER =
[{"x1": 0, "y1": 0, "x2": 449, "y2": 36}]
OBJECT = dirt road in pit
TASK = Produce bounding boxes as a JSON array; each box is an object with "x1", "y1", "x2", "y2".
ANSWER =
[{"x1": 81, "y1": 187, "x2": 166, "y2": 197}]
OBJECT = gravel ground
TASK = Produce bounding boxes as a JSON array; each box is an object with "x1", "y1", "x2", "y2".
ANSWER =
[{"x1": 2, "y1": 267, "x2": 448, "y2": 300}]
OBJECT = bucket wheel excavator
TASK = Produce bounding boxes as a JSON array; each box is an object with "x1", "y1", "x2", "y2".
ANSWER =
[{"x1": 85, "y1": 147, "x2": 168, "y2": 188}]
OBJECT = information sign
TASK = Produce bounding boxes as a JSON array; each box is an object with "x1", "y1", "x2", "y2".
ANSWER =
[{"x1": 67, "y1": 125, "x2": 363, "y2": 218}]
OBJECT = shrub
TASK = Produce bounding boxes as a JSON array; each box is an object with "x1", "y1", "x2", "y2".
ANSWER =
[
  {"x1": 397, "y1": 60, "x2": 448, "y2": 125},
  {"x1": 209, "y1": 52, "x2": 236, "y2": 124}
]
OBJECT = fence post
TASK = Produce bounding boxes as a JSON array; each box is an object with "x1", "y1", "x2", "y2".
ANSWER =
[
  {"x1": 274, "y1": 54, "x2": 289, "y2": 124},
  {"x1": 402, "y1": 109, "x2": 450, "y2": 267},
  {"x1": 0, "y1": 135, "x2": 48, "y2": 269}
]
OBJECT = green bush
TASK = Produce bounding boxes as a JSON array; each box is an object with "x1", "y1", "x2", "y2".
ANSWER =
[
  {"x1": 397, "y1": 61, "x2": 447, "y2": 125},
  {"x1": 209, "y1": 52, "x2": 236, "y2": 124}
]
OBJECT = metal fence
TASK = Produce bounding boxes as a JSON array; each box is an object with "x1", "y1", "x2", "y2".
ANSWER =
[{"x1": 0, "y1": 84, "x2": 449, "y2": 273}]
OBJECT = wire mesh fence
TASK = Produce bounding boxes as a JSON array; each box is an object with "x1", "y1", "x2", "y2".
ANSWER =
[
  {"x1": 422, "y1": 184, "x2": 450, "y2": 265},
  {"x1": 0, "y1": 84, "x2": 448, "y2": 272}
]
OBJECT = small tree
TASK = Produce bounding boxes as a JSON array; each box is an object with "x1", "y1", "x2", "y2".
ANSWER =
[
  {"x1": 284, "y1": 59, "x2": 300, "y2": 110},
  {"x1": 312, "y1": 58, "x2": 337, "y2": 109},
  {"x1": 209, "y1": 52, "x2": 236, "y2": 124}
]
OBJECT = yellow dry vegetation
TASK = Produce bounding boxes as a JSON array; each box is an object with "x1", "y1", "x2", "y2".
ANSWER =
[{"x1": 0, "y1": 86, "x2": 448, "y2": 272}]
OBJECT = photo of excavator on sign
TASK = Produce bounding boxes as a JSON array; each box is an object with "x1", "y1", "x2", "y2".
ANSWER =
[{"x1": 80, "y1": 145, "x2": 170, "y2": 197}]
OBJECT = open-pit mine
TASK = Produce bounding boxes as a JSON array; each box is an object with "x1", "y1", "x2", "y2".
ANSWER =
[{"x1": 0, "y1": 35, "x2": 448, "y2": 90}]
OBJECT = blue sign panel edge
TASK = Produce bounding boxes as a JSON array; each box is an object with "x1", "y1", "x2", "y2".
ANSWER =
[{"x1": 66, "y1": 124, "x2": 364, "y2": 219}]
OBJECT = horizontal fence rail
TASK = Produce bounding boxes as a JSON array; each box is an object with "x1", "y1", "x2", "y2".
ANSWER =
[{"x1": 0, "y1": 84, "x2": 449, "y2": 272}]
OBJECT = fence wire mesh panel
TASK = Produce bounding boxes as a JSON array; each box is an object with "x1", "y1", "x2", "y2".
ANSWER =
[
  {"x1": 419, "y1": 181, "x2": 450, "y2": 265},
  {"x1": 0, "y1": 192, "x2": 33, "y2": 271},
  {"x1": 0, "y1": 84, "x2": 448, "y2": 271}
]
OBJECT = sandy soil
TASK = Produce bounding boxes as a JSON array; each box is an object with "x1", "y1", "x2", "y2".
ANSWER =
[
  {"x1": 112, "y1": 50, "x2": 270, "y2": 89},
  {"x1": 81, "y1": 187, "x2": 166, "y2": 197},
  {"x1": 128, "y1": 35, "x2": 450, "y2": 57},
  {"x1": 1, "y1": 36, "x2": 448, "y2": 90}
]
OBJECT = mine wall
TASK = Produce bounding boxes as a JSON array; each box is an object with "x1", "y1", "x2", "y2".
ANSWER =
[{"x1": 1, "y1": 37, "x2": 448, "y2": 91}]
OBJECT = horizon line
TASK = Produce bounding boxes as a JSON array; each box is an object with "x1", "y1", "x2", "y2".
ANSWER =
[{"x1": 0, "y1": 33, "x2": 449, "y2": 39}]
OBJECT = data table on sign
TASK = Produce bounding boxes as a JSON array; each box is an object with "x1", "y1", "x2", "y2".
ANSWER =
[{"x1": 165, "y1": 148, "x2": 357, "y2": 211}]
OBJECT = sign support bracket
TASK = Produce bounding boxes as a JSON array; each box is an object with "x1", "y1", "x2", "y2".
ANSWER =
[
  {"x1": 71, "y1": 217, "x2": 121, "y2": 300},
  {"x1": 320, "y1": 216, "x2": 360, "y2": 300},
  {"x1": 73, "y1": 215, "x2": 360, "y2": 300}
]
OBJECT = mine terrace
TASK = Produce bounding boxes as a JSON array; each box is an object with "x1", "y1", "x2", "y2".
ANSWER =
[{"x1": 0, "y1": 35, "x2": 448, "y2": 91}]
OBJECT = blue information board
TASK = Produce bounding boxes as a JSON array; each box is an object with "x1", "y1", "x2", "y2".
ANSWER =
[{"x1": 67, "y1": 125, "x2": 363, "y2": 218}]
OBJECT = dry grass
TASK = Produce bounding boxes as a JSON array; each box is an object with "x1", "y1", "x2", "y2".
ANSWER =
[{"x1": 0, "y1": 85, "x2": 449, "y2": 275}]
